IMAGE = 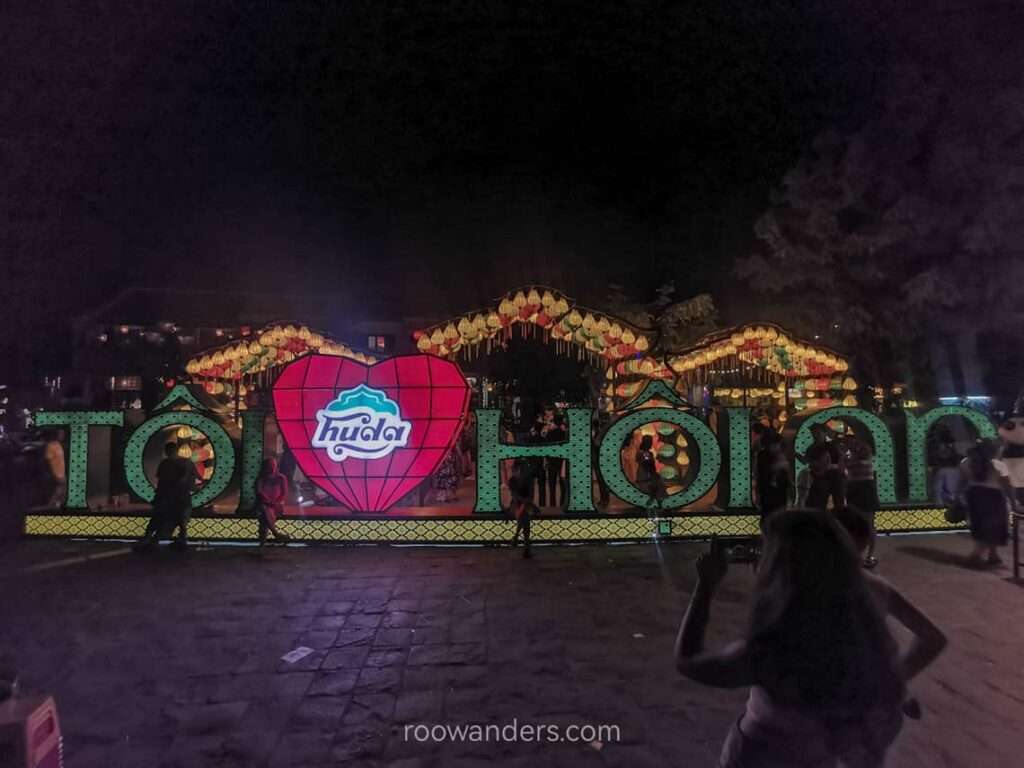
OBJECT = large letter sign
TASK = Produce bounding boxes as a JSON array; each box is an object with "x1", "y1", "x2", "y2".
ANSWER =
[
  {"x1": 474, "y1": 408, "x2": 595, "y2": 513},
  {"x1": 793, "y1": 407, "x2": 898, "y2": 504},
  {"x1": 30, "y1": 353, "x2": 1004, "y2": 534},
  {"x1": 272, "y1": 354, "x2": 470, "y2": 512},
  {"x1": 904, "y1": 406, "x2": 997, "y2": 502},
  {"x1": 599, "y1": 407, "x2": 721, "y2": 510},
  {"x1": 34, "y1": 410, "x2": 124, "y2": 509},
  {"x1": 123, "y1": 410, "x2": 236, "y2": 507}
]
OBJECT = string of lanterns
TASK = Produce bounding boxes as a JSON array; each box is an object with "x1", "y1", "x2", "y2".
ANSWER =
[
  {"x1": 184, "y1": 324, "x2": 373, "y2": 381},
  {"x1": 414, "y1": 287, "x2": 654, "y2": 364},
  {"x1": 669, "y1": 324, "x2": 848, "y2": 379}
]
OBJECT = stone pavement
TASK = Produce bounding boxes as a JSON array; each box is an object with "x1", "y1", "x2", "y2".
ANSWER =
[{"x1": 1, "y1": 532, "x2": 1023, "y2": 767}]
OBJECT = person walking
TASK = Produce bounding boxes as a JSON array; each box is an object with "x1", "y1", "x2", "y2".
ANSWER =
[
  {"x1": 843, "y1": 436, "x2": 881, "y2": 569},
  {"x1": 507, "y1": 458, "x2": 537, "y2": 558},
  {"x1": 256, "y1": 457, "x2": 291, "y2": 545},
  {"x1": 675, "y1": 509, "x2": 946, "y2": 767},
  {"x1": 960, "y1": 439, "x2": 1019, "y2": 567}
]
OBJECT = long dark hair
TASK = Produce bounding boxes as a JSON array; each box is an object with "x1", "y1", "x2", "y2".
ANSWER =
[
  {"x1": 748, "y1": 510, "x2": 904, "y2": 719},
  {"x1": 967, "y1": 438, "x2": 999, "y2": 482}
]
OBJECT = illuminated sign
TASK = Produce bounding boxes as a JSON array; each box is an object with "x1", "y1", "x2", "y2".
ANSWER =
[
  {"x1": 34, "y1": 360, "x2": 1000, "y2": 516},
  {"x1": 272, "y1": 354, "x2": 471, "y2": 512},
  {"x1": 312, "y1": 384, "x2": 412, "y2": 461}
]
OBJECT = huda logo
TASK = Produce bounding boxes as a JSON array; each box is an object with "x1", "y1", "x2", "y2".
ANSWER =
[{"x1": 312, "y1": 384, "x2": 412, "y2": 461}]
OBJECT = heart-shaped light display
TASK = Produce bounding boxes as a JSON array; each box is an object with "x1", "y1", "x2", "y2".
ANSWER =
[{"x1": 272, "y1": 354, "x2": 470, "y2": 512}]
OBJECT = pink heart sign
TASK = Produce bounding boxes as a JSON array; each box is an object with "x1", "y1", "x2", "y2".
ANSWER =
[{"x1": 272, "y1": 354, "x2": 470, "y2": 512}]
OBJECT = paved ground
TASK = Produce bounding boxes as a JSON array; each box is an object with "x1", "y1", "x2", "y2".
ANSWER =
[{"x1": 1, "y1": 532, "x2": 1023, "y2": 767}]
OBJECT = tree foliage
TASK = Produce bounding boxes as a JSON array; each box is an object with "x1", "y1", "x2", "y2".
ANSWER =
[{"x1": 737, "y1": 10, "x2": 1024, "y2": 390}]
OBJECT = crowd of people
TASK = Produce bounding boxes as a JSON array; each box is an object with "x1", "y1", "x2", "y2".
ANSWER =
[{"x1": 754, "y1": 419, "x2": 1024, "y2": 569}]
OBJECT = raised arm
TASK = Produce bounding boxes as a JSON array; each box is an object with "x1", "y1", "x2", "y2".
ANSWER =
[
  {"x1": 674, "y1": 548, "x2": 753, "y2": 688},
  {"x1": 882, "y1": 582, "x2": 947, "y2": 681}
]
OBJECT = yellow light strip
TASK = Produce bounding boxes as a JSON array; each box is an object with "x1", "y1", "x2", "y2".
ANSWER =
[{"x1": 24, "y1": 509, "x2": 959, "y2": 543}]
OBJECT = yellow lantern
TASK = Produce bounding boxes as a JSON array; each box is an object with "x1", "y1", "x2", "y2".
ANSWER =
[
  {"x1": 430, "y1": 329, "x2": 445, "y2": 346},
  {"x1": 541, "y1": 290, "x2": 555, "y2": 307},
  {"x1": 526, "y1": 288, "x2": 541, "y2": 306},
  {"x1": 635, "y1": 336, "x2": 650, "y2": 352},
  {"x1": 836, "y1": 359, "x2": 849, "y2": 372},
  {"x1": 487, "y1": 312, "x2": 501, "y2": 329},
  {"x1": 512, "y1": 291, "x2": 528, "y2": 308},
  {"x1": 621, "y1": 329, "x2": 636, "y2": 345},
  {"x1": 765, "y1": 327, "x2": 778, "y2": 341},
  {"x1": 211, "y1": 351, "x2": 225, "y2": 366},
  {"x1": 457, "y1": 317, "x2": 473, "y2": 336},
  {"x1": 842, "y1": 377, "x2": 857, "y2": 391},
  {"x1": 553, "y1": 298, "x2": 570, "y2": 316},
  {"x1": 608, "y1": 323, "x2": 623, "y2": 340},
  {"x1": 473, "y1": 314, "x2": 487, "y2": 331},
  {"x1": 498, "y1": 298, "x2": 516, "y2": 317},
  {"x1": 640, "y1": 359, "x2": 656, "y2": 375},
  {"x1": 743, "y1": 327, "x2": 756, "y2": 340},
  {"x1": 308, "y1": 334, "x2": 323, "y2": 348},
  {"x1": 776, "y1": 334, "x2": 790, "y2": 347},
  {"x1": 842, "y1": 395, "x2": 858, "y2": 407},
  {"x1": 416, "y1": 336, "x2": 432, "y2": 352},
  {"x1": 284, "y1": 324, "x2": 297, "y2": 337},
  {"x1": 185, "y1": 361, "x2": 200, "y2": 375},
  {"x1": 566, "y1": 310, "x2": 583, "y2": 327},
  {"x1": 730, "y1": 332, "x2": 744, "y2": 347},
  {"x1": 582, "y1": 313, "x2": 596, "y2": 330},
  {"x1": 595, "y1": 316, "x2": 610, "y2": 333},
  {"x1": 298, "y1": 326, "x2": 311, "y2": 340}
]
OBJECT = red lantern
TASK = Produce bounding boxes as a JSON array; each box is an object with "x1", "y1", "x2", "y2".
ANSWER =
[{"x1": 536, "y1": 311, "x2": 551, "y2": 327}]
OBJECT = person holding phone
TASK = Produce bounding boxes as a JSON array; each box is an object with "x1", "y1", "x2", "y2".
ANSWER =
[{"x1": 675, "y1": 510, "x2": 946, "y2": 767}]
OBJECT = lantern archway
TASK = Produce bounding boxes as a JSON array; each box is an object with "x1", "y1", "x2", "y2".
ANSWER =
[
  {"x1": 413, "y1": 286, "x2": 659, "y2": 367},
  {"x1": 667, "y1": 323, "x2": 854, "y2": 412}
]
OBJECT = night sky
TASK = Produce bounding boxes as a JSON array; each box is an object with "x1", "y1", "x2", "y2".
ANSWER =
[{"x1": 4, "y1": 1, "x2": 885, "y2": 382}]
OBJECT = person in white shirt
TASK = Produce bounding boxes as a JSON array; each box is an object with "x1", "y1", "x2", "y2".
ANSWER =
[{"x1": 960, "y1": 438, "x2": 1020, "y2": 567}]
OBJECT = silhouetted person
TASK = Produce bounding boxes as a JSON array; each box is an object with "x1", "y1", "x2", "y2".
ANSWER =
[
  {"x1": 507, "y1": 458, "x2": 536, "y2": 558},
  {"x1": 544, "y1": 414, "x2": 567, "y2": 508},
  {"x1": 842, "y1": 436, "x2": 881, "y2": 568},
  {"x1": 676, "y1": 509, "x2": 946, "y2": 767},
  {"x1": 960, "y1": 439, "x2": 1019, "y2": 567},
  {"x1": 798, "y1": 442, "x2": 845, "y2": 511},
  {"x1": 134, "y1": 442, "x2": 197, "y2": 552},
  {"x1": 755, "y1": 430, "x2": 790, "y2": 527},
  {"x1": 256, "y1": 457, "x2": 291, "y2": 545},
  {"x1": 635, "y1": 434, "x2": 666, "y2": 509}
]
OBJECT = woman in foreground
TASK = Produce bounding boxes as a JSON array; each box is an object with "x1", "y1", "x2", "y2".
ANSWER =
[{"x1": 675, "y1": 509, "x2": 946, "y2": 767}]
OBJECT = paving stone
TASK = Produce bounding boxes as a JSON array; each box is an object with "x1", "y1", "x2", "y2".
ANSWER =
[
  {"x1": 308, "y1": 670, "x2": 360, "y2": 697},
  {"x1": 318, "y1": 600, "x2": 357, "y2": 615},
  {"x1": 322, "y1": 646, "x2": 371, "y2": 669},
  {"x1": 334, "y1": 627, "x2": 377, "y2": 646},
  {"x1": 267, "y1": 731, "x2": 333, "y2": 767},
  {"x1": 375, "y1": 627, "x2": 415, "y2": 647},
  {"x1": 287, "y1": 695, "x2": 350, "y2": 732},
  {"x1": 366, "y1": 648, "x2": 409, "y2": 667},
  {"x1": 343, "y1": 693, "x2": 397, "y2": 725},
  {"x1": 347, "y1": 612, "x2": 384, "y2": 628}
]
